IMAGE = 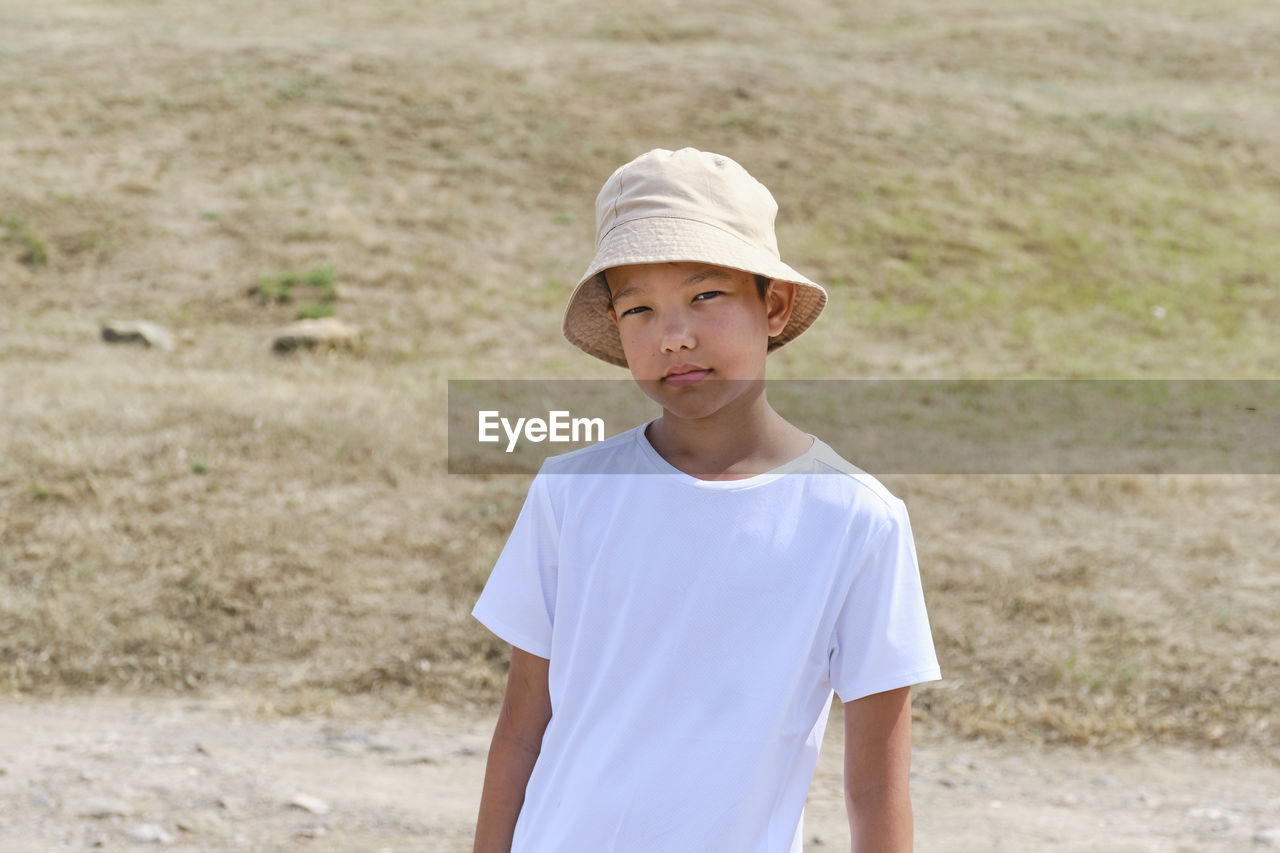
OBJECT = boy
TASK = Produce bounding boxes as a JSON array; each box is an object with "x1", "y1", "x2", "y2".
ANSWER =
[{"x1": 472, "y1": 148, "x2": 940, "y2": 852}]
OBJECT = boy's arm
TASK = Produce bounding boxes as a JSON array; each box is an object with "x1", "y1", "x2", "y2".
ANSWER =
[
  {"x1": 843, "y1": 686, "x2": 914, "y2": 853},
  {"x1": 473, "y1": 647, "x2": 552, "y2": 853}
]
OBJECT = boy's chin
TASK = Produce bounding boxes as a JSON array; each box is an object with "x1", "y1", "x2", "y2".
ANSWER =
[{"x1": 633, "y1": 378, "x2": 761, "y2": 422}]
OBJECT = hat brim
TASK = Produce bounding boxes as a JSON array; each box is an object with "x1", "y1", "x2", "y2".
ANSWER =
[{"x1": 563, "y1": 216, "x2": 827, "y2": 368}]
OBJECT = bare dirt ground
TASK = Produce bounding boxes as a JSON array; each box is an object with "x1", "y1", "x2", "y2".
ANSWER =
[{"x1": 2, "y1": 695, "x2": 1277, "y2": 852}]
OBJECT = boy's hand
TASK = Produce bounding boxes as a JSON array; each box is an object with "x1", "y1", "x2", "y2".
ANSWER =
[
  {"x1": 474, "y1": 647, "x2": 552, "y2": 853},
  {"x1": 843, "y1": 686, "x2": 913, "y2": 853}
]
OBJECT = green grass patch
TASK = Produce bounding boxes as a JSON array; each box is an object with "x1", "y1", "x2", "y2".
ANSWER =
[
  {"x1": 296, "y1": 301, "x2": 335, "y2": 319},
  {"x1": 2, "y1": 215, "x2": 49, "y2": 267},
  {"x1": 251, "y1": 263, "x2": 339, "y2": 318}
]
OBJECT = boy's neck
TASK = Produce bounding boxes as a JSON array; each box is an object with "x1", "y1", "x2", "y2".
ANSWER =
[{"x1": 645, "y1": 390, "x2": 813, "y2": 481}]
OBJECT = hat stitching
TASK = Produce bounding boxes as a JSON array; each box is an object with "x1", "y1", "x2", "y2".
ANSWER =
[
  {"x1": 602, "y1": 169, "x2": 625, "y2": 249},
  {"x1": 593, "y1": 214, "x2": 783, "y2": 264}
]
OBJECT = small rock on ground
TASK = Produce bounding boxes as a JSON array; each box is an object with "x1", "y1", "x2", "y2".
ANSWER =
[
  {"x1": 289, "y1": 793, "x2": 331, "y2": 815},
  {"x1": 74, "y1": 798, "x2": 131, "y2": 819},
  {"x1": 101, "y1": 320, "x2": 175, "y2": 351},
  {"x1": 271, "y1": 318, "x2": 360, "y2": 353},
  {"x1": 125, "y1": 823, "x2": 173, "y2": 843}
]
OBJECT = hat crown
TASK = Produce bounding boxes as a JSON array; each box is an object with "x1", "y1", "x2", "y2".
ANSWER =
[{"x1": 595, "y1": 148, "x2": 780, "y2": 259}]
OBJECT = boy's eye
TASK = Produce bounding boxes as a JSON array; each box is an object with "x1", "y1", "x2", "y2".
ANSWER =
[
  {"x1": 620, "y1": 305, "x2": 649, "y2": 317},
  {"x1": 693, "y1": 290, "x2": 722, "y2": 302}
]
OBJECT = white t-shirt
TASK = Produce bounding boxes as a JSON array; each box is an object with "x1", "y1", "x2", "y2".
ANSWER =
[{"x1": 472, "y1": 419, "x2": 941, "y2": 852}]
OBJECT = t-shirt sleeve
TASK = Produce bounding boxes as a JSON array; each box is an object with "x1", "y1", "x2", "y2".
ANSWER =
[
  {"x1": 470, "y1": 467, "x2": 559, "y2": 659},
  {"x1": 828, "y1": 497, "x2": 941, "y2": 703}
]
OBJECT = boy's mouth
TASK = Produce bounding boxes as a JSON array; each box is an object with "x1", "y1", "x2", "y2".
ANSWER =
[{"x1": 662, "y1": 365, "x2": 712, "y2": 387}]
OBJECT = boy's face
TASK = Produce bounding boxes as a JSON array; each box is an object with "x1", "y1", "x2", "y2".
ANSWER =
[{"x1": 605, "y1": 261, "x2": 796, "y2": 420}]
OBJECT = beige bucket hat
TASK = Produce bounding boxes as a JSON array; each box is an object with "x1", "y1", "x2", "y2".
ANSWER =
[{"x1": 562, "y1": 147, "x2": 828, "y2": 368}]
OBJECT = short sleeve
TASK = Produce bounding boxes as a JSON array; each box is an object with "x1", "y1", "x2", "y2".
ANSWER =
[
  {"x1": 828, "y1": 497, "x2": 941, "y2": 703},
  {"x1": 471, "y1": 468, "x2": 559, "y2": 659}
]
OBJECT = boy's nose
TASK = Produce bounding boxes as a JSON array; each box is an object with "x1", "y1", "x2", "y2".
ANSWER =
[{"x1": 659, "y1": 316, "x2": 695, "y2": 353}]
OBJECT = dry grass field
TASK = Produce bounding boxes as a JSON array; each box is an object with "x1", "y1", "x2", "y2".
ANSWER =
[{"x1": 2, "y1": 0, "x2": 1278, "y2": 780}]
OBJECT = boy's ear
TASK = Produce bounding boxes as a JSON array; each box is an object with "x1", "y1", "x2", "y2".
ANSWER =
[
  {"x1": 607, "y1": 305, "x2": 618, "y2": 326},
  {"x1": 765, "y1": 280, "x2": 797, "y2": 337}
]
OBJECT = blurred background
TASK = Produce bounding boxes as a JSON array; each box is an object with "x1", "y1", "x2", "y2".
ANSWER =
[{"x1": 1, "y1": 0, "x2": 1277, "y2": 847}]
